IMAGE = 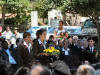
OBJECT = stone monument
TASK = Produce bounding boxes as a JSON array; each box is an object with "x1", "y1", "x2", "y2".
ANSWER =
[{"x1": 31, "y1": 11, "x2": 38, "y2": 26}]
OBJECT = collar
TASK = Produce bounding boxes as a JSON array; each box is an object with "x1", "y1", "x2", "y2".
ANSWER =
[
  {"x1": 62, "y1": 47, "x2": 70, "y2": 51},
  {"x1": 89, "y1": 46, "x2": 94, "y2": 49},
  {"x1": 24, "y1": 41, "x2": 31, "y2": 47},
  {"x1": 5, "y1": 48, "x2": 10, "y2": 53},
  {"x1": 38, "y1": 39, "x2": 46, "y2": 45}
]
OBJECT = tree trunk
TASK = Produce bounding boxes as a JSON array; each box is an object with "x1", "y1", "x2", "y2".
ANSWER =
[
  {"x1": 94, "y1": 14, "x2": 100, "y2": 54},
  {"x1": 74, "y1": 14, "x2": 77, "y2": 26},
  {"x1": 97, "y1": 21, "x2": 100, "y2": 54},
  {"x1": 97, "y1": 25, "x2": 100, "y2": 53},
  {"x1": 1, "y1": 6, "x2": 5, "y2": 27},
  {"x1": 62, "y1": 12, "x2": 67, "y2": 26}
]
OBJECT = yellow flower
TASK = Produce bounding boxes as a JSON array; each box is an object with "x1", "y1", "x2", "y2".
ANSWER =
[
  {"x1": 51, "y1": 47, "x2": 55, "y2": 50},
  {"x1": 43, "y1": 47, "x2": 60, "y2": 55},
  {"x1": 49, "y1": 50, "x2": 52, "y2": 53}
]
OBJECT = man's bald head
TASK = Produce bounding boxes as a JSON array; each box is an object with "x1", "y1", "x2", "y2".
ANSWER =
[{"x1": 30, "y1": 65, "x2": 51, "y2": 75}]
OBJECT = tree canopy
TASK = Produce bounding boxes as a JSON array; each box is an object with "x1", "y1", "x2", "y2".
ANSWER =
[
  {"x1": 0, "y1": 0, "x2": 32, "y2": 29},
  {"x1": 60, "y1": 0, "x2": 100, "y2": 17}
]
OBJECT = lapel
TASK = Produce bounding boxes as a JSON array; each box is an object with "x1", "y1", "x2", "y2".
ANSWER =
[
  {"x1": 24, "y1": 45, "x2": 30, "y2": 55},
  {"x1": 86, "y1": 47, "x2": 91, "y2": 52},
  {"x1": 1, "y1": 49, "x2": 9, "y2": 62},
  {"x1": 9, "y1": 48, "x2": 14, "y2": 55},
  {"x1": 39, "y1": 43, "x2": 45, "y2": 52},
  {"x1": 2, "y1": 49, "x2": 8, "y2": 57},
  {"x1": 86, "y1": 46, "x2": 97, "y2": 54},
  {"x1": 38, "y1": 39, "x2": 47, "y2": 49}
]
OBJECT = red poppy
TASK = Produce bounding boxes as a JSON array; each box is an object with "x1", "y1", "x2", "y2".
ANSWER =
[{"x1": 93, "y1": 50, "x2": 97, "y2": 52}]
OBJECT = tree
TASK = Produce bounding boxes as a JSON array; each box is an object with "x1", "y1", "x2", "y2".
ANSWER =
[
  {"x1": 33, "y1": 0, "x2": 52, "y2": 20},
  {"x1": 60, "y1": 0, "x2": 100, "y2": 51},
  {"x1": 0, "y1": 0, "x2": 32, "y2": 30},
  {"x1": 33, "y1": 0, "x2": 69, "y2": 25}
]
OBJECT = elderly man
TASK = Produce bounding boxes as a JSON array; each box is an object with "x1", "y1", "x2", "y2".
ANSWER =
[
  {"x1": 77, "y1": 64, "x2": 95, "y2": 75},
  {"x1": 69, "y1": 36, "x2": 82, "y2": 61}
]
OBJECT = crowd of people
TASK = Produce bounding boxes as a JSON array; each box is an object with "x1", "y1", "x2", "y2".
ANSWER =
[{"x1": 0, "y1": 21, "x2": 100, "y2": 75}]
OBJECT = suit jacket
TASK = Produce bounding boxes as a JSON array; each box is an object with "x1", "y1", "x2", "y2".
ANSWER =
[
  {"x1": 17, "y1": 44, "x2": 34, "y2": 68},
  {"x1": 32, "y1": 39, "x2": 45, "y2": 58},
  {"x1": 69, "y1": 44, "x2": 82, "y2": 60},
  {"x1": 32, "y1": 39, "x2": 50, "y2": 66},
  {"x1": 58, "y1": 47, "x2": 72, "y2": 60},
  {"x1": 83, "y1": 46, "x2": 99, "y2": 63},
  {"x1": 0, "y1": 48, "x2": 18, "y2": 64}
]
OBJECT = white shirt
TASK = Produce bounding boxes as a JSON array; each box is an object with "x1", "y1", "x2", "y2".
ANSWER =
[
  {"x1": 24, "y1": 41, "x2": 32, "y2": 53},
  {"x1": 14, "y1": 32, "x2": 22, "y2": 39},
  {"x1": 10, "y1": 36, "x2": 16, "y2": 44},
  {"x1": 38, "y1": 39, "x2": 47, "y2": 49},
  {"x1": 55, "y1": 28, "x2": 65, "y2": 35},
  {"x1": 89, "y1": 46, "x2": 94, "y2": 53},
  {"x1": 62, "y1": 47, "x2": 70, "y2": 55},
  {"x1": 2, "y1": 30, "x2": 13, "y2": 40}
]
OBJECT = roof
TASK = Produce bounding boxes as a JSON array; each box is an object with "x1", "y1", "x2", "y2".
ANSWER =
[{"x1": 0, "y1": 13, "x2": 16, "y2": 19}]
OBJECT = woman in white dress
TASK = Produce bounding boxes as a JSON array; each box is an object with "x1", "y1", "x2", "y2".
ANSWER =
[{"x1": 54, "y1": 20, "x2": 65, "y2": 39}]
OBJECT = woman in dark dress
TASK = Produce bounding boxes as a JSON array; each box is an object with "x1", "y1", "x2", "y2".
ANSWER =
[{"x1": 32, "y1": 29, "x2": 48, "y2": 65}]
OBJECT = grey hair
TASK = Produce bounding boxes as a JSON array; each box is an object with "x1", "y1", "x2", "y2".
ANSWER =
[
  {"x1": 77, "y1": 64, "x2": 95, "y2": 75},
  {"x1": 73, "y1": 36, "x2": 78, "y2": 40}
]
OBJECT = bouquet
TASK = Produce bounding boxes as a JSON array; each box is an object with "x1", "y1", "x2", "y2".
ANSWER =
[{"x1": 43, "y1": 47, "x2": 60, "y2": 56}]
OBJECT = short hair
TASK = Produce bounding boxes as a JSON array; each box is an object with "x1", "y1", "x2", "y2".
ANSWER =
[
  {"x1": 77, "y1": 64, "x2": 95, "y2": 75},
  {"x1": 36, "y1": 29, "x2": 46, "y2": 38},
  {"x1": 23, "y1": 32, "x2": 31, "y2": 39},
  {"x1": 1, "y1": 41, "x2": 8, "y2": 49},
  {"x1": 65, "y1": 31, "x2": 68, "y2": 33},
  {"x1": 87, "y1": 37, "x2": 95, "y2": 42},
  {"x1": 52, "y1": 60, "x2": 71, "y2": 75},
  {"x1": 73, "y1": 36, "x2": 78, "y2": 40},
  {"x1": 59, "y1": 20, "x2": 63, "y2": 24},
  {"x1": 36, "y1": 30, "x2": 40, "y2": 39},
  {"x1": 49, "y1": 35, "x2": 54, "y2": 39}
]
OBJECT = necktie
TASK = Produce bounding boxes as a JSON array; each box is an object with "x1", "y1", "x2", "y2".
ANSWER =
[{"x1": 90, "y1": 47, "x2": 92, "y2": 53}]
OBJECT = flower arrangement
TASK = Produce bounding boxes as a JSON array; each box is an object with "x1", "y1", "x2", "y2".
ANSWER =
[{"x1": 43, "y1": 47, "x2": 60, "y2": 55}]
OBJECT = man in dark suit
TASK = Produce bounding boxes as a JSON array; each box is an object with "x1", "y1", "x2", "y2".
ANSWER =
[
  {"x1": 69, "y1": 36, "x2": 82, "y2": 61},
  {"x1": 59, "y1": 40, "x2": 72, "y2": 60},
  {"x1": 32, "y1": 29, "x2": 49, "y2": 66},
  {"x1": 17, "y1": 32, "x2": 34, "y2": 68},
  {"x1": 0, "y1": 41, "x2": 18, "y2": 72},
  {"x1": 83, "y1": 38, "x2": 99, "y2": 64}
]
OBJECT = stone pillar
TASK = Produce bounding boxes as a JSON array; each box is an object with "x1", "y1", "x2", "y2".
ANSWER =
[{"x1": 31, "y1": 11, "x2": 38, "y2": 26}]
